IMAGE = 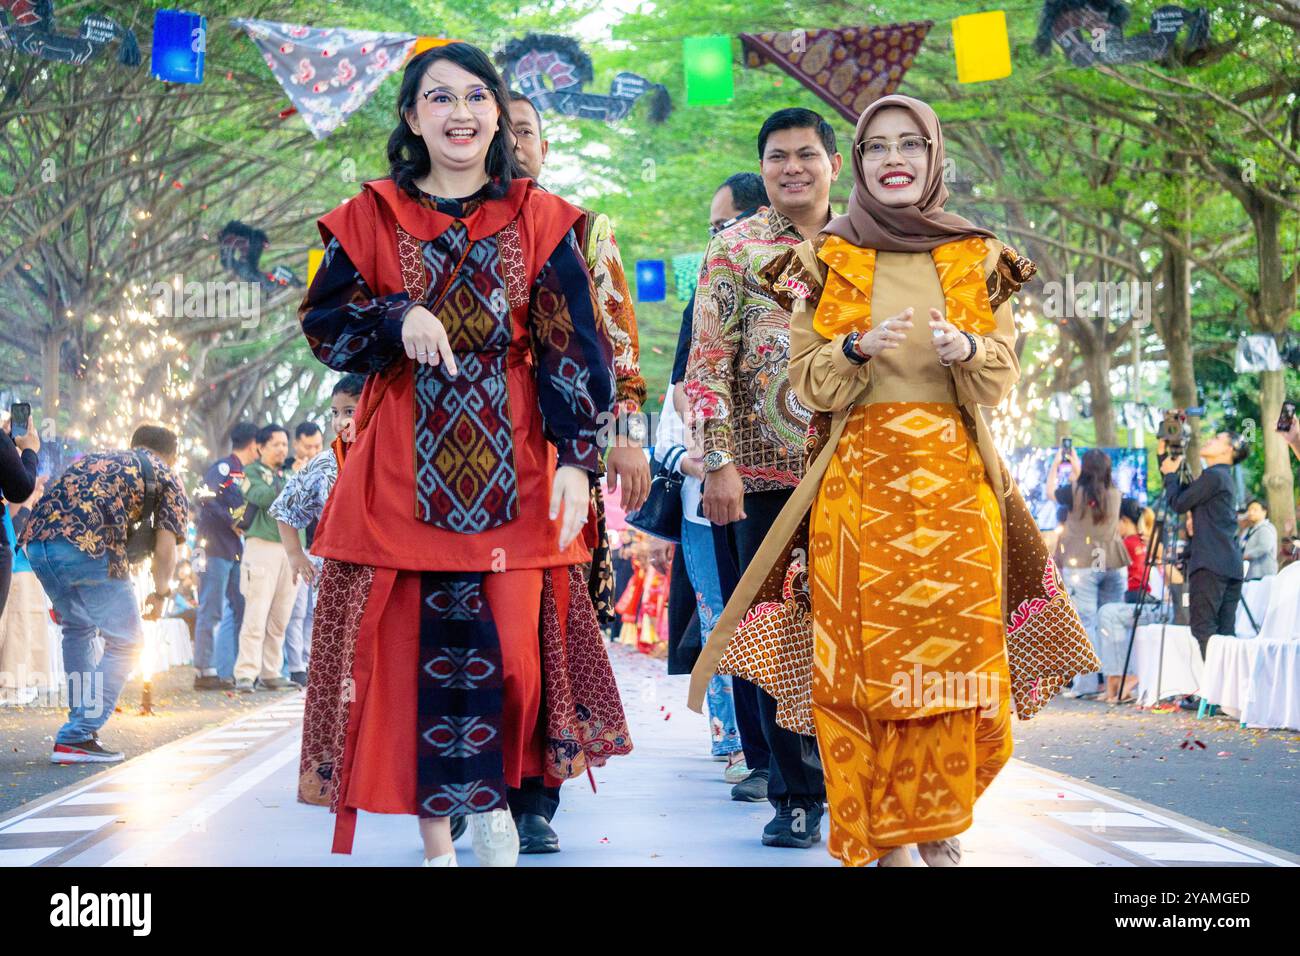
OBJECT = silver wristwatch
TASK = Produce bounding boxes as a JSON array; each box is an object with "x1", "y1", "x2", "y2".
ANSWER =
[{"x1": 703, "y1": 450, "x2": 733, "y2": 473}]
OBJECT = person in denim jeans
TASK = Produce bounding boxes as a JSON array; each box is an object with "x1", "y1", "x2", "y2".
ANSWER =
[
  {"x1": 21, "y1": 425, "x2": 189, "y2": 762},
  {"x1": 193, "y1": 422, "x2": 259, "y2": 690},
  {"x1": 1051, "y1": 447, "x2": 1129, "y2": 697},
  {"x1": 653, "y1": 383, "x2": 744, "y2": 772}
]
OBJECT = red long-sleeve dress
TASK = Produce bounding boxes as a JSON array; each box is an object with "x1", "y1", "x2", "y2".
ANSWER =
[{"x1": 296, "y1": 177, "x2": 629, "y2": 853}]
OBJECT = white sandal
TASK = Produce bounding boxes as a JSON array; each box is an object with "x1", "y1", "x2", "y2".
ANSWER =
[{"x1": 422, "y1": 852, "x2": 458, "y2": 867}]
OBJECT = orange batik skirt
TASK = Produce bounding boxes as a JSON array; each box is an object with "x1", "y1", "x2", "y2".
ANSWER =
[{"x1": 808, "y1": 402, "x2": 1014, "y2": 866}]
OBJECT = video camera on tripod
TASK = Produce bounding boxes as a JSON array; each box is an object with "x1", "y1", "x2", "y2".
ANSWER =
[{"x1": 1156, "y1": 406, "x2": 1206, "y2": 457}]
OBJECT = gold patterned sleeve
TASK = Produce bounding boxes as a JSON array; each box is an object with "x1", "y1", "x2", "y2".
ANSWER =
[{"x1": 951, "y1": 239, "x2": 1021, "y2": 408}]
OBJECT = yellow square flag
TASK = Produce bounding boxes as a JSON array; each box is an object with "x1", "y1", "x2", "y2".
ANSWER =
[
  {"x1": 953, "y1": 11, "x2": 1012, "y2": 84},
  {"x1": 308, "y1": 248, "x2": 325, "y2": 287}
]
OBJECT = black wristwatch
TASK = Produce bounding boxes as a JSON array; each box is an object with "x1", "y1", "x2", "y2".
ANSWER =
[
  {"x1": 961, "y1": 332, "x2": 977, "y2": 362},
  {"x1": 150, "y1": 589, "x2": 172, "y2": 600},
  {"x1": 842, "y1": 332, "x2": 869, "y2": 366}
]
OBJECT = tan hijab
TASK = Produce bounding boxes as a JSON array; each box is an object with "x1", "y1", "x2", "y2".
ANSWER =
[{"x1": 823, "y1": 94, "x2": 994, "y2": 253}]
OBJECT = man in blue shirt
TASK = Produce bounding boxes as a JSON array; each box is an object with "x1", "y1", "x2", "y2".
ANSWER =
[{"x1": 193, "y1": 422, "x2": 259, "y2": 690}]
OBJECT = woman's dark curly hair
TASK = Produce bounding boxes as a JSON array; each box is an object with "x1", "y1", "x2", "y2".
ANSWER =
[{"x1": 387, "y1": 42, "x2": 523, "y2": 201}]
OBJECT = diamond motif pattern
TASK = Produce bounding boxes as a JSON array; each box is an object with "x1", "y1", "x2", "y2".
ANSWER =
[{"x1": 409, "y1": 227, "x2": 519, "y2": 534}]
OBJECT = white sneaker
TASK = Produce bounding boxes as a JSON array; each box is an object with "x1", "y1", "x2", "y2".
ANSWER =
[
  {"x1": 469, "y1": 809, "x2": 519, "y2": 867},
  {"x1": 422, "y1": 852, "x2": 458, "y2": 867}
]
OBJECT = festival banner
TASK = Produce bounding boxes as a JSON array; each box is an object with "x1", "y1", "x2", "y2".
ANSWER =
[
  {"x1": 231, "y1": 18, "x2": 420, "y2": 138},
  {"x1": 498, "y1": 33, "x2": 671, "y2": 124},
  {"x1": 739, "y1": 23, "x2": 932, "y2": 124}
]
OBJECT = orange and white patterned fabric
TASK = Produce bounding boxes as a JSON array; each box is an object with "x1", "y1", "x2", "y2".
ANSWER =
[{"x1": 811, "y1": 402, "x2": 1007, "y2": 722}]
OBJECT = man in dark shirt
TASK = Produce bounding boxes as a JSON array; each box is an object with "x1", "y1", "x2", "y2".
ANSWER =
[
  {"x1": 20, "y1": 425, "x2": 189, "y2": 763},
  {"x1": 1160, "y1": 431, "x2": 1248, "y2": 656},
  {"x1": 193, "y1": 422, "x2": 259, "y2": 690}
]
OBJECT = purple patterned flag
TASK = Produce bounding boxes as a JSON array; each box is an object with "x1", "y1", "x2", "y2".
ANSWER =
[
  {"x1": 233, "y1": 18, "x2": 417, "y2": 139},
  {"x1": 740, "y1": 23, "x2": 932, "y2": 124}
]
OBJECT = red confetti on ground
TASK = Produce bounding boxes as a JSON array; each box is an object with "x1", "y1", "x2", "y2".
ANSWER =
[
  {"x1": 664, "y1": 712, "x2": 671, "y2": 720},
  {"x1": 599, "y1": 837, "x2": 609, "y2": 844}
]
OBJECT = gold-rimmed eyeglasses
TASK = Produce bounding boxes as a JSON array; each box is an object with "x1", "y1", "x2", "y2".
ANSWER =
[
  {"x1": 420, "y1": 87, "x2": 496, "y2": 117},
  {"x1": 855, "y1": 135, "x2": 931, "y2": 161}
]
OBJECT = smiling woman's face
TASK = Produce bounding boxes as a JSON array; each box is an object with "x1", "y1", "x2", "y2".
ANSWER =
[
  {"x1": 406, "y1": 58, "x2": 499, "y2": 176},
  {"x1": 858, "y1": 107, "x2": 930, "y2": 208}
]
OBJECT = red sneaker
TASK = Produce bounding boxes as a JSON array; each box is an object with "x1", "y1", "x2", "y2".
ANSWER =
[{"x1": 50, "y1": 737, "x2": 124, "y2": 764}]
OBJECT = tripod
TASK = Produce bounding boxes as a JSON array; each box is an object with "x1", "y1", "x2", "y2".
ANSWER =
[{"x1": 1116, "y1": 459, "x2": 1187, "y2": 706}]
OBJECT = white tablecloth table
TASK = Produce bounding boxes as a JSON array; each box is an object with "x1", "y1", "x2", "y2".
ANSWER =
[
  {"x1": 1256, "y1": 562, "x2": 1300, "y2": 642},
  {"x1": 1236, "y1": 577, "x2": 1272, "y2": 638},
  {"x1": 1132, "y1": 623, "x2": 1204, "y2": 706},
  {"x1": 44, "y1": 616, "x2": 192, "y2": 684},
  {"x1": 1200, "y1": 635, "x2": 1258, "y2": 718},
  {"x1": 1242, "y1": 640, "x2": 1300, "y2": 731}
]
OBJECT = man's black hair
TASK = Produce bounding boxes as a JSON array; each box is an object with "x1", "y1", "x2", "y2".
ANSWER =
[
  {"x1": 256, "y1": 423, "x2": 287, "y2": 446},
  {"x1": 1228, "y1": 431, "x2": 1250, "y2": 465},
  {"x1": 508, "y1": 89, "x2": 543, "y2": 130},
  {"x1": 229, "y1": 421, "x2": 259, "y2": 451},
  {"x1": 717, "y1": 172, "x2": 769, "y2": 211},
  {"x1": 333, "y1": 374, "x2": 366, "y2": 398},
  {"x1": 131, "y1": 424, "x2": 178, "y2": 459},
  {"x1": 1119, "y1": 497, "x2": 1143, "y2": 525},
  {"x1": 757, "y1": 107, "x2": 837, "y2": 161},
  {"x1": 294, "y1": 421, "x2": 322, "y2": 440},
  {"x1": 1248, "y1": 498, "x2": 1267, "y2": 514}
]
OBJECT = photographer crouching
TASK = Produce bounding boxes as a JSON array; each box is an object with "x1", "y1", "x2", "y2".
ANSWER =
[
  {"x1": 19, "y1": 425, "x2": 189, "y2": 763},
  {"x1": 1158, "y1": 430, "x2": 1248, "y2": 677}
]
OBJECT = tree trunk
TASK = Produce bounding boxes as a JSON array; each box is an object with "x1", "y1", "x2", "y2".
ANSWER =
[
  {"x1": 41, "y1": 328, "x2": 64, "y2": 424},
  {"x1": 1259, "y1": 368, "x2": 1294, "y2": 534},
  {"x1": 1160, "y1": 238, "x2": 1202, "y2": 468},
  {"x1": 1250, "y1": 196, "x2": 1297, "y2": 533},
  {"x1": 1081, "y1": 344, "x2": 1118, "y2": 446}
]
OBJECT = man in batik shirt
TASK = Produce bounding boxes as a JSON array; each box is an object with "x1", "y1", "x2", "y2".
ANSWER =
[
  {"x1": 22, "y1": 425, "x2": 189, "y2": 764},
  {"x1": 685, "y1": 107, "x2": 842, "y2": 850},
  {"x1": 507, "y1": 90, "x2": 648, "y2": 855}
]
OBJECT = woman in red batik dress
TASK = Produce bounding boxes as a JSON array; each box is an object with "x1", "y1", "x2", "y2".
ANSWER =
[{"x1": 297, "y1": 42, "x2": 631, "y2": 868}]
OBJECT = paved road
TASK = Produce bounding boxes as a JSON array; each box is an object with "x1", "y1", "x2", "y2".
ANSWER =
[
  {"x1": 1012, "y1": 695, "x2": 1300, "y2": 854},
  {"x1": 1, "y1": 647, "x2": 1295, "y2": 867}
]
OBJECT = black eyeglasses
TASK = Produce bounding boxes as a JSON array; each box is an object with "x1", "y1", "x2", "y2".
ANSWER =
[{"x1": 709, "y1": 205, "x2": 762, "y2": 236}]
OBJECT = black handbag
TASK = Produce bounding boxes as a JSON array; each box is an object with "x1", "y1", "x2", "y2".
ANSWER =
[{"x1": 624, "y1": 447, "x2": 685, "y2": 543}]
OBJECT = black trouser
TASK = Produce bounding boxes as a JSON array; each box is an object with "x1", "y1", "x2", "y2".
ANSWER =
[
  {"x1": 713, "y1": 488, "x2": 825, "y2": 808},
  {"x1": 508, "y1": 778, "x2": 561, "y2": 822},
  {"x1": 1188, "y1": 569, "x2": 1242, "y2": 656}
]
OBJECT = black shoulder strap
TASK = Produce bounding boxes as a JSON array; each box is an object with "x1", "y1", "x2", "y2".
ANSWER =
[{"x1": 134, "y1": 450, "x2": 160, "y2": 526}]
